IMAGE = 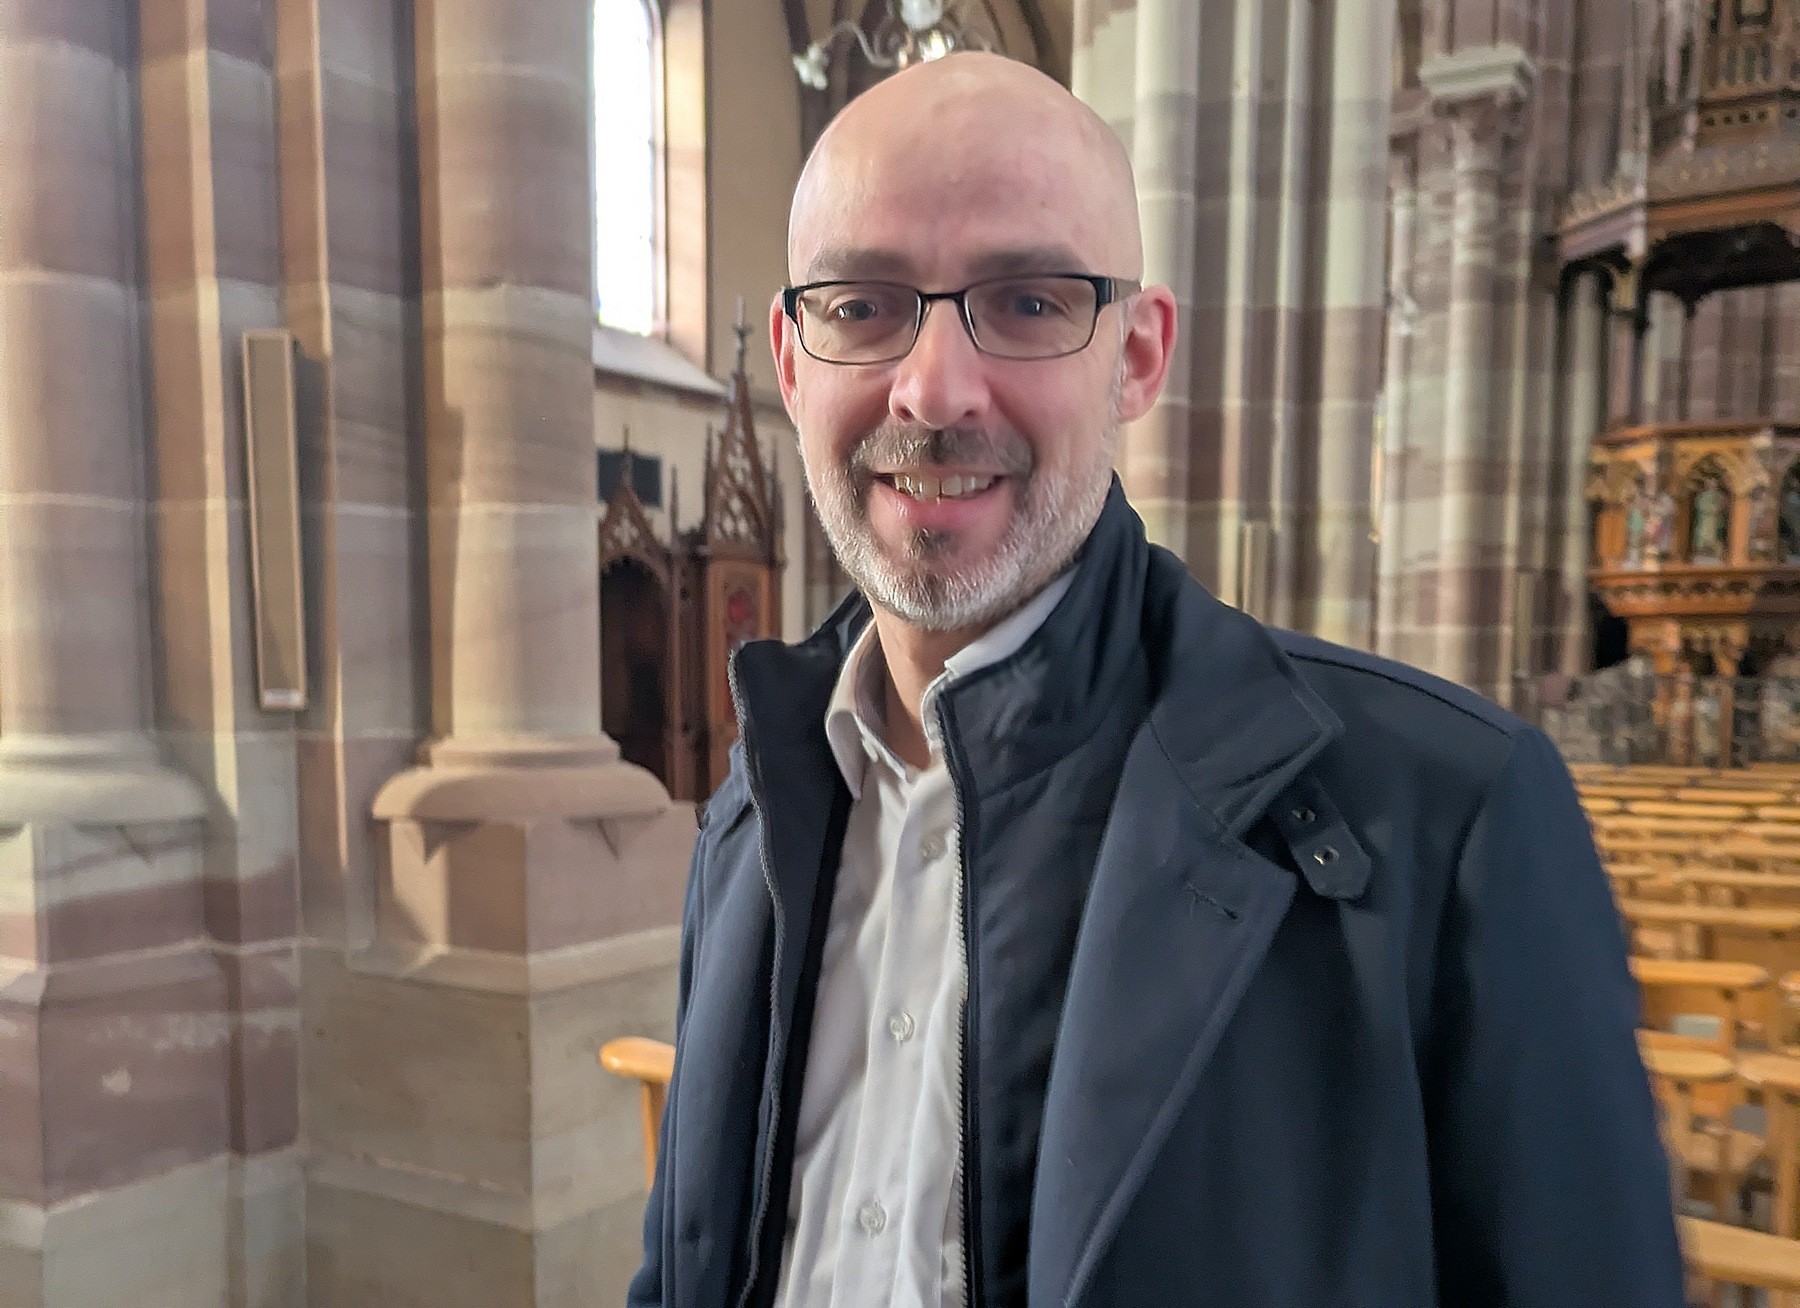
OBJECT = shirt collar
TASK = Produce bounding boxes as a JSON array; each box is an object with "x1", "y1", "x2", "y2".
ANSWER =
[{"x1": 823, "y1": 568, "x2": 1077, "y2": 797}]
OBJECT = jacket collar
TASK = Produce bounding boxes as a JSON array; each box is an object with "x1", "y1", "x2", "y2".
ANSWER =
[{"x1": 727, "y1": 476, "x2": 1350, "y2": 926}]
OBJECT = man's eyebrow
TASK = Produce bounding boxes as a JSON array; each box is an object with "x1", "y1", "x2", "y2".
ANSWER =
[
  {"x1": 964, "y1": 246, "x2": 1091, "y2": 279},
  {"x1": 801, "y1": 245, "x2": 1093, "y2": 284},
  {"x1": 804, "y1": 247, "x2": 915, "y2": 281}
]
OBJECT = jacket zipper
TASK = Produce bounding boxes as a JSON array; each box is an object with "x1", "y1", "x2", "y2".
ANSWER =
[
  {"x1": 729, "y1": 653, "x2": 788, "y2": 1308},
  {"x1": 941, "y1": 701, "x2": 982, "y2": 1308}
]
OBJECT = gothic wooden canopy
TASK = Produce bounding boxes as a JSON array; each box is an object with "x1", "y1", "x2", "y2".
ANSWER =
[
  {"x1": 1558, "y1": 0, "x2": 1800, "y2": 303},
  {"x1": 596, "y1": 319, "x2": 784, "y2": 800}
]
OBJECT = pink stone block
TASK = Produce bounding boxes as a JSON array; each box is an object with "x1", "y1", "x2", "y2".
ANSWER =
[{"x1": 0, "y1": 949, "x2": 230, "y2": 1203}]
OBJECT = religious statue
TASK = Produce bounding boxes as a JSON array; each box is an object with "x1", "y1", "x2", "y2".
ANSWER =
[
  {"x1": 1748, "y1": 483, "x2": 1774, "y2": 561},
  {"x1": 1690, "y1": 479, "x2": 1728, "y2": 561},
  {"x1": 1646, "y1": 490, "x2": 1675, "y2": 560},
  {"x1": 1779, "y1": 480, "x2": 1800, "y2": 563},
  {"x1": 1625, "y1": 488, "x2": 1648, "y2": 564}
]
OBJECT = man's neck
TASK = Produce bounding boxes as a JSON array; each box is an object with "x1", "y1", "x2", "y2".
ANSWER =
[{"x1": 869, "y1": 607, "x2": 989, "y2": 772}]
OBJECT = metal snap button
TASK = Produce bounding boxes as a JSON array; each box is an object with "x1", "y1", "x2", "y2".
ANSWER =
[
  {"x1": 1313, "y1": 845, "x2": 1339, "y2": 866},
  {"x1": 1292, "y1": 806, "x2": 1316, "y2": 824}
]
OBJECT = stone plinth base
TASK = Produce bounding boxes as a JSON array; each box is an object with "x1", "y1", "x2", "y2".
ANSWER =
[
  {"x1": 0, "y1": 1152, "x2": 303, "y2": 1308},
  {"x1": 301, "y1": 934, "x2": 682, "y2": 1305}
]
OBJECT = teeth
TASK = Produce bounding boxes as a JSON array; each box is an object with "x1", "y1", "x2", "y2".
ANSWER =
[{"x1": 891, "y1": 473, "x2": 996, "y2": 501}]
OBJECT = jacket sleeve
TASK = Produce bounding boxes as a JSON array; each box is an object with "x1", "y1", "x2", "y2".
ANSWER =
[
  {"x1": 624, "y1": 810, "x2": 709, "y2": 1308},
  {"x1": 1424, "y1": 726, "x2": 1686, "y2": 1306}
]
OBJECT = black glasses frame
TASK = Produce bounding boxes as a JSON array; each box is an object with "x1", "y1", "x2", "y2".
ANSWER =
[{"x1": 780, "y1": 273, "x2": 1141, "y2": 365}]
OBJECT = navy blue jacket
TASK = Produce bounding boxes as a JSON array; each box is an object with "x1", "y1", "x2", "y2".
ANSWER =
[{"x1": 628, "y1": 483, "x2": 1684, "y2": 1307}]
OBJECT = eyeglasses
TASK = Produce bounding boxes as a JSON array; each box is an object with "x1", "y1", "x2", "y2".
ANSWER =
[{"x1": 781, "y1": 273, "x2": 1140, "y2": 365}]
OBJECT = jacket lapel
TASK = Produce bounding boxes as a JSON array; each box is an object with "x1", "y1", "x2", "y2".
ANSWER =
[{"x1": 1030, "y1": 579, "x2": 1344, "y2": 1308}]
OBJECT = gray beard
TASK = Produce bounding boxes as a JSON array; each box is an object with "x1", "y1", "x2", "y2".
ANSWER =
[{"x1": 801, "y1": 400, "x2": 1121, "y2": 633}]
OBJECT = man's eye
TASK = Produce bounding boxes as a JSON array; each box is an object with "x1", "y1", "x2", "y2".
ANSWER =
[
  {"x1": 826, "y1": 298, "x2": 884, "y2": 322},
  {"x1": 1006, "y1": 292, "x2": 1068, "y2": 318}
]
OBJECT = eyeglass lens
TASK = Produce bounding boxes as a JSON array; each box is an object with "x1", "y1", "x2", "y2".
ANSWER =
[{"x1": 796, "y1": 276, "x2": 1102, "y2": 363}]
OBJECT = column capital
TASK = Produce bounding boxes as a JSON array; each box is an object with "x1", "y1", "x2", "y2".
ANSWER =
[{"x1": 1418, "y1": 42, "x2": 1535, "y2": 114}]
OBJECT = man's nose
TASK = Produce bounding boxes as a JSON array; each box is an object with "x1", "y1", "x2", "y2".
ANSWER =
[{"x1": 888, "y1": 299, "x2": 992, "y2": 431}]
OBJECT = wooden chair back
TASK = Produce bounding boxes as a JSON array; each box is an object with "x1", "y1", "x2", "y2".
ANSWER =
[
  {"x1": 1739, "y1": 1054, "x2": 1800, "y2": 1240},
  {"x1": 599, "y1": 1036, "x2": 676, "y2": 1190},
  {"x1": 1683, "y1": 1217, "x2": 1800, "y2": 1303},
  {"x1": 1639, "y1": 1038, "x2": 1749, "y2": 1223},
  {"x1": 1633, "y1": 958, "x2": 1772, "y2": 1051}
]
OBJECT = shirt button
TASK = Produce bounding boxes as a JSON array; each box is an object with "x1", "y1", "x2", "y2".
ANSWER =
[
  {"x1": 887, "y1": 1011, "x2": 915, "y2": 1042},
  {"x1": 857, "y1": 1200, "x2": 887, "y2": 1235},
  {"x1": 918, "y1": 831, "x2": 949, "y2": 862}
]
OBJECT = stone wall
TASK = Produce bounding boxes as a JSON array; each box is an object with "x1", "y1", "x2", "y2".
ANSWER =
[{"x1": 0, "y1": 0, "x2": 695, "y2": 1303}]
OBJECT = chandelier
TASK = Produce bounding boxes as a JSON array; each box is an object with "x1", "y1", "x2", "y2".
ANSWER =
[{"x1": 793, "y1": 0, "x2": 999, "y2": 90}]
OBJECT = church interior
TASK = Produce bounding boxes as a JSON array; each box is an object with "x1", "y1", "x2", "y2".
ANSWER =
[{"x1": 15, "y1": 0, "x2": 1800, "y2": 1301}]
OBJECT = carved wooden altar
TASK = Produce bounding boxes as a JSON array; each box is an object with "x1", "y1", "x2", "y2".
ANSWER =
[{"x1": 597, "y1": 322, "x2": 784, "y2": 800}]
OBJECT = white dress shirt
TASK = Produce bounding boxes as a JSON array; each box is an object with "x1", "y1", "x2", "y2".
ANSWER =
[{"x1": 773, "y1": 570, "x2": 1075, "y2": 1308}]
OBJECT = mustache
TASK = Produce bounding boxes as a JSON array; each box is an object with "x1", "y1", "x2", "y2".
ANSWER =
[{"x1": 846, "y1": 425, "x2": 1034, "y2": 479}]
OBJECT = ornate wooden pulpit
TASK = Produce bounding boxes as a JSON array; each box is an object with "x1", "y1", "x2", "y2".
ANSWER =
[
  {"x1": 1562, "y1": 1, "x2": 1800, "y2": 677},
  {"x1": 1589, "y1": 421, "x2": 1800, "y2": 676}
]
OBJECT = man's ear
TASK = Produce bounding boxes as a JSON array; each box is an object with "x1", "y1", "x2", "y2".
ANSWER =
[
  {"x1": 771, "y1": 292, "x2": 801, "y2": 426},
  {"x1": 1114, "y1": 285, "x2": 1178, "y2": 425}
]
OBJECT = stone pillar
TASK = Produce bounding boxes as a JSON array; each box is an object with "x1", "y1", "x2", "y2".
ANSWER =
[
  {"x1": 323, "y1": 0, "x2": 695, "y2": 1302},
  {"x1": 1124, "y1": 0, "x2": 1205, "y2": 560},
  {"x1": 1419, "y1": 44, "x2": 1532, "y2": 689},
  {"x1": 1375, "y1": 139, "x2": 1420, "y2": 660},
  {"x1": 1309, "y1": 0, "x2": 1394, "y2": 649},
  {"x1": 0, "y1": 6, "x2": 221, "y2": 1305},
  {"x1": 1557, "y1": 269, "x2": 1608, "y2": 676},
  {"x1": 1643, "y1": 290, "x2": 1687, "y2": 422}
]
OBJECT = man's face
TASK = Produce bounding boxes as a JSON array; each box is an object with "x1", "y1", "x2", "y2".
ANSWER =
[{"x1": 774, "y1": 109, "x2": 1134, "y2": 633}]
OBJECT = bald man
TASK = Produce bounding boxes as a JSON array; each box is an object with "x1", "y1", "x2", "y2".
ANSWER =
[{"x1": 627, "y1": 54, "x2": 1683, "y2": 1308}]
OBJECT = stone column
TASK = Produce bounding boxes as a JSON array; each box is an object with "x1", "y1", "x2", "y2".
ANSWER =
[
  {"x1": 1419, "y1": 45, "x2": 1532, "y2": 688},
  {"x1": 1557, "y1": 269, "x2": 1608, "y2": 676},
  {"x1": 1123, "y1": 0, "x2": 1205, "y2": 560},
  {"x1": 1643, "y1": 290, "x2": 1687, "y2": 422},
  {"x1": 1309, "y1": 0, "x2": 1394, "y2": 648},
  {"x1": 0, "y1": 6, "x2": 219, "y2": 1305},
  {"x1": 1375, "y1": 139, "x2": 1419, "y2": 661},
  {"x1": 333, "y1": 0, "x2": 695, "y2": 1301}
]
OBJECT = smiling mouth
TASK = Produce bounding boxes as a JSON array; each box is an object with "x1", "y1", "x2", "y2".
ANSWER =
[{"x1": 876, "y1": 472, "x2": 1000, "y2": 501}]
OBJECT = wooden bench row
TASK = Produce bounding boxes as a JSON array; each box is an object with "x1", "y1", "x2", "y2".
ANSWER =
[{"x1": 598, "y1": 1031, "x2": 1800, "y2": 1300}]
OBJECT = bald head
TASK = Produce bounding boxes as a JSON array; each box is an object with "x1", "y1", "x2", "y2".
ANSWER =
[{"x1": 787, "y1": 52, "x2": 1143, "y2": 286}]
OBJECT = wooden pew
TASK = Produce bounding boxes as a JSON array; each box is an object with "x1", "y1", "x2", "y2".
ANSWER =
[
  {"x1": 599, "y1": 1036, "x2": 675, "y2": 1190},
  {"x1": 1632, "y1": 958, "x2": 1772, "y2": 1053},
  {"x1": 1640, "y1": 1038, "x2": 1761, "y2": 1224},
  {"x1": 1739, "y1": 1054, "x2": 1800, "y2": 1240},
  {"x1": 1596, "y1": 816, "x2": 1742, "y2": 840},
  {"x1": 1714, "y1": 839, "x2": 1800, "y2": 872},
  {"x1": 1677, "y1": 788, "x2": 1794, "y2": 806},
  {"x1": 1619, "y1": 900, "x2": 1800, "y2": 964},
  {"x1": 1666, "y1": 869, "x2": 1800, "y2": 910},
  {"x1": 1624, "y1": 800, "x2": 1756, "y2": 821},
  {"x1": 1581, "y1": 783, "x2": 1681, "y2": 801},
  {"x1": 1600, "y1": 834, "x2": 1724, "y2": 867},
  {"x1": 1683, "y1": 1217, "x2": 1800, "y2": 1301}
]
